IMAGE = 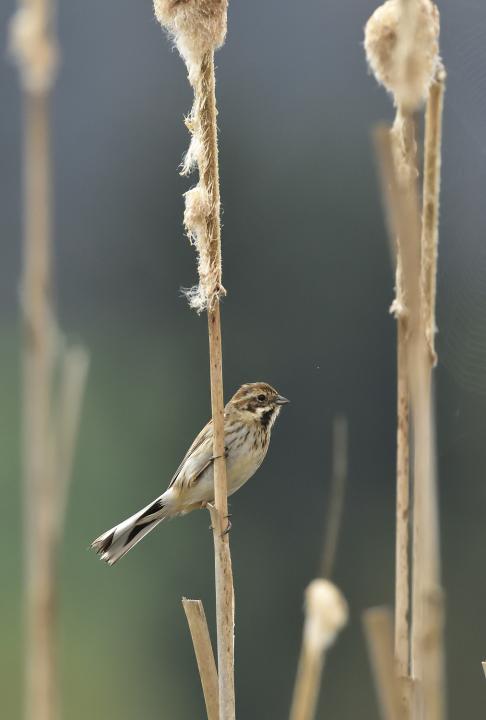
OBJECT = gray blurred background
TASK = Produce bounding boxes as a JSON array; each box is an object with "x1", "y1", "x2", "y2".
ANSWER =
[{"x1": 1, "y1": 0, "x2": 486, "y2": 717}]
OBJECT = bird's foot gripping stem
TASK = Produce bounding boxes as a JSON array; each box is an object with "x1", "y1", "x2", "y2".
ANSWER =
[{"x1": 204, "y1": 502, "x2": 232, "y2": 536}]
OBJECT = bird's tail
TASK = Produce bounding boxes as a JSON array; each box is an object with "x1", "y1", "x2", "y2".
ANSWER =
[{"x1": 91, "y1": 496, "x2": 169, "y2": 565}]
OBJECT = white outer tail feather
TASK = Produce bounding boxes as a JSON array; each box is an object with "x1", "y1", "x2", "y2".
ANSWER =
[{"x1": 91, "y1": 495, "x2": 169, "y2": 565}]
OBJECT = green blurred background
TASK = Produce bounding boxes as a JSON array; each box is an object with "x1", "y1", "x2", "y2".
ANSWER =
[{"x1": 1, "y1": 0, "x2": 486, "y2": 717}]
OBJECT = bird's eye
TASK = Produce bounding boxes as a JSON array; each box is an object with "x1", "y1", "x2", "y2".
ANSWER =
[{"x1": 257, "y1": 394, "x2": 266, "y2": 402}]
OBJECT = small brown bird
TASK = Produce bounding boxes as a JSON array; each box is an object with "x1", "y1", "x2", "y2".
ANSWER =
[{"x1": 91, "y1": 382, "x2": 289, "y2": 564}]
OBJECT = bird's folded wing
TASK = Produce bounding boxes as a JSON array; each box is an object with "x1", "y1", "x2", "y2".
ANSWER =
[{"x1": 167, "y1": 418, "x2": 214, "y2": 491}]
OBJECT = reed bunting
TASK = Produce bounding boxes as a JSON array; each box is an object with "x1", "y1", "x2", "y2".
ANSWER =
[{"x1": 91, "y1": 382, "x2": 289, "y2": 564}]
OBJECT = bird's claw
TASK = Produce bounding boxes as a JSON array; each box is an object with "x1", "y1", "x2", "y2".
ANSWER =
[
  {"x1": 222, "y1": 514, "x2": 232, "y2": 536},
  {"x1": 204, "y1": 503, "x2": 231, "y2": 535},
  {"x1": 211, "y1": 448, "x2": 229, "y2": 461}
]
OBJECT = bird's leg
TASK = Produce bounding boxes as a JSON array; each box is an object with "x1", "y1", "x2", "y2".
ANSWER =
[
  {"x1": 202, "y1": 501, "x2": 217, "y2": 530},
  {"x1": 203, "y1": 501, "x2": 232, "y2": 536}
]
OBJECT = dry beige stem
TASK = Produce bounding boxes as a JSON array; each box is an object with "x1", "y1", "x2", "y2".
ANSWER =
[
  {"x1": 362, "y1": 607, "x2": 404, "y2": 720},
  {"x1": 18, "y1": 78, "x2": 58, "y2": 720},
  {"x1": 394, "y1": 324, "x2": 410, "y2": 680},
  {"x1": 290, "y1": 580, "x2": 348, "y2": 720},
  {"x1": 54, "y1": 344, "x2": 90, "y2": 535},
  {"x1": 182, "y1": 598, "x2": 219, "y2": 720},
  {"x1": 364, "y1": 0, "x2": 439, "y2": 110},
  {"x1": 321, "y1": 417, "x2": 348, "y2": 579},
  {"x1": 420, "y1": 67, "x2": 446, "y2": 363},
  {"x1": 154, "y1": 4, "x2": 235, "y2": 716},
  {"x1": 388, "y1": 109, "x2": 417, "y2": 681},
  {"x1": 207, "y1": 302, "x2": 235, "y2": 719},
  {"x1": 182, "y1": 52, "x2": 226, "y2": 312},
  {"x1": 366, "y1": 2, "x2": 445, "y2": 716},
  {"x1": 10, "y1": 4, "x2": 88, "y2": 720},
  {"x1": 482, "y1": 662, "x2": 486, "y2": 679},
  {"x1": 374, "y1": 126, "x2": 445, "y2": 720}
]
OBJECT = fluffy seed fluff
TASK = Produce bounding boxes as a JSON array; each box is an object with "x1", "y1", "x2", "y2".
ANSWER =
[
  {"x1": 154, "y1": 0, "x2": 227, "y2": 78},
  {"x1": 153, "y1": 0, "x2": 228, "y2": 313},
  {"x1": 303, "y1": 579, "x2": 349, "y2": 655},
  {"x1": 183, "y1": 184, "x2": 216, "y2": 311},
  {"x1": 364, "y1": 0, "x2": 439, "y2": 110},
  {"x1": 9, "y1": 7, "x2": 58, "y2": 94}
]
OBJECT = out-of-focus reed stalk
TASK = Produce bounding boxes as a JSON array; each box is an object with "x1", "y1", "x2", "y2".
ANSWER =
[
  {"x1": 289, "y1": 580, "x2": 348, "y2": 720},
  {"x1": 363, "y1": 607, "x2": 404, "y2": 720},
  {"x1": 365, "y1": 4, "x2": 445, "y2": 717},
  {"x1": 290, "y1": 421, "x2": 348, "y2": 720},
  {"x1": 320, "y1": 417, "x2": 348, "y2": 580},
  {"x1": 182, "y1": 598, "x2": 219, "y2": 720},
  {"x1": 153, "y1": 2, "x2": 234, "y2": 716},
  {"x1": 9, "y1": 3, "x2": 89, "y2": 720}
]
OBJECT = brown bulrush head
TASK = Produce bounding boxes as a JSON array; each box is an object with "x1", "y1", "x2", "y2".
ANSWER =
[{"x1": 364, "y1": 0, "x2": 440, "y2": 111}]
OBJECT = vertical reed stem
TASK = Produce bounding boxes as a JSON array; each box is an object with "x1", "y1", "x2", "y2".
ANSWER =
[
  {"x1": 395, "y1": 323, "x2": 410, "y2": 678},
  {"x1": 390, "y1": 108, "x2": 417, "y2": 683},
  {"x1": 182, "y1": 598, "x2": 220, "y2": 720},
  {"x1": 208, "y1": 304, "x2": 235, "y2": 719},
  {"x1": 289, "y1": 648, "x2": 325, "y2": 720},
  {"x1": 363, "y1": 607, "x2": 404, "y2": 720},
  {"x1": 321, "y1": 416, "x2": 348, "y2": 580},
  {"x1": 11, "y1": 4, "x2": 87, "y2": 719},
  {"x1": 373, "y1": 122, "x2": 445, "y2": 720},
  {"x1": 201, "y1": 50, "x2": 235, "y2": 720},
  {"x1": 22, "y1": 88, "x2": 57, "y2": 720},
  {"x1": 410, "y1": 68, "x2": 446, "y2": 720}
]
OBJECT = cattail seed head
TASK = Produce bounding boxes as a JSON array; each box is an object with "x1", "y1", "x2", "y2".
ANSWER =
[
  {"x1": 154, "y1": 0, "x2": 227, "y2": 71},
  {"x1": 364, "y1": 0, "x2": 440, "y2": 109},
  {"x1": 304, "y1": 579, "x2": 348, "y2": 655},
  {"x1": 9, "y1": 7, "x2": 58, "y2": 94},
  {"x1": 184, "y1": 185, "x2": 210, "y2": 243}
]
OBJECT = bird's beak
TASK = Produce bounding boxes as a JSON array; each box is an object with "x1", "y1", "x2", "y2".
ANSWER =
[{"x1": 275, "y1": 394, "x2": 290, "y2": 405}]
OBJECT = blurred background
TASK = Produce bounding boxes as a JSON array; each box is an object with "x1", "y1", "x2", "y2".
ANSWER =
[{"x1": 1, "y1": 0, "x2": 485, "y2": 717}]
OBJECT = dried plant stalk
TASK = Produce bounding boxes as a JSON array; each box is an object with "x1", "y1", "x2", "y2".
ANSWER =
[
  {"x1": 208, "y1": 303, "x2": 235, "y2": 719},
  {"x1": 365, "y1": 6, "x2": 444, "y2": 711},
  {"x1": 290, "y1": 644, "x2": 325, "y2": 720},
  {"x1": 362, "y1": 607, "x2": 404, "y2": 720},
  {"x1": 373, "y1": 125, "x2": 445, "y2": 720},
  {"x1": 9, "y1": 3, "x2": 88, "y2": 720},
  {"x1": 54, "y1": 345, "x2": 90, "y2": 534},
  {"x1": 390, "y1": 108, "x2": 416, "y2": 681},
  {"x1": 182, "y1": 598, "x2": 219, "y2": 720},
  {"x1": 153, "y1": 3, "x2": 234, "y2": 716},
  {"x1": 482, "y1": 662, "x2": 486, "y2": 679},
  {"x1": 395, "y1": 317, "x2": 410, "y2": 678},
  {"x1": 13, "y1": 13, "x2": 57, "y2": 720},
  {"x1": 289, "y1": 580, "x2": 348, "y2": 720},
  {"x1": 420, "y1": 68, "x2": 445, "y2": 363},
  {"x1": 321, "y1": 416, "x2": 348, "y2": 579}
]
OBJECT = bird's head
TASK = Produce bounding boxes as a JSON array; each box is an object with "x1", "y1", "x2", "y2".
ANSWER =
[{"x1": 229, "y1": 382, "x2": 289, "y2": 429}]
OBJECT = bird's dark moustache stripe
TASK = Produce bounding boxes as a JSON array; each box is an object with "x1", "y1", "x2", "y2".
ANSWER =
[{"x1": 260, "y1": 409, "x2": 274, "y2": 429}]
